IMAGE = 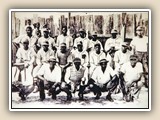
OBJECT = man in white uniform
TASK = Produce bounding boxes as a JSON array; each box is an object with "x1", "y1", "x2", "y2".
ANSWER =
[
  {"x1": 56, "y1": 26, "x2": 73, "y2": 50},
  {"x1": 38, "y1": 28, "x2": 56, "y2": 51},
  {"x1": 89, "y1": 59, "x2": 119, "y2": 101},
  {"x1": 119, "y1": 54, "x2": 144, "y2": 101},
  {"x1": 104, "y1": 29, "x2": 123, "y2": 54},
  {"x1": 131, "y1": 26, "x2": 148, "y2": 87},
  {"x1": 36, "y1": 57, "x2": 63, "y2": 101},
  {"x1": 74, "y1": 28, "x2": 90, "y2": 52}
]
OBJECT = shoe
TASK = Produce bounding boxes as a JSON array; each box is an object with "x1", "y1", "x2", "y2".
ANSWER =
[
  {"x1": 106, "y1": 94, "x2": 114, "y2": 102},
  {"x1": 95, "y1": 94, "x2": 100, "y2": 100},
  {"x1": 67, "y1": 94, "x2": 72, "y2": 101},
  {"x1": 78, "y1": 93, "x2": 84, "y2": 100},
  {"x1": 52, "y1": 94, "x2": 56, "y2": 100}
]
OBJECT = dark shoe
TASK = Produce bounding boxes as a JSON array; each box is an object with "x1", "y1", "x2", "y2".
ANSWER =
[
  {"x1": 19, "y1": 91, "x2": 26, "y2": 101},
  {"x1": 95, "y1": 94, "x2": 100, "y2": 100},
  {"x1": 78, "y1": 93, "x2": 84, "y2": 100},
  {"x1": 67, "y1": 94, "x2": 72, "y2": 101},
  {"x1": 106, "y1": 94, "x2": 114, "y2": 102},
  {"x1": 52, "y1": 94, "x2": 56, "y2": 100}
]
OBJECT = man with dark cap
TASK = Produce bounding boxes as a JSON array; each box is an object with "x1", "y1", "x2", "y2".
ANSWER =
[
  {"x1": 89, "y1": 59, "x2": 119, "y2": 101},
  {"x1": 65, "y1": 57, "x2": 88, "y2": 100}
]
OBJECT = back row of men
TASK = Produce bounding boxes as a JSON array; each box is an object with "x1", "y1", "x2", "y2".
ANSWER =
[{"x1": 12, "y1": 22, "x2": 148, "y2": 101}]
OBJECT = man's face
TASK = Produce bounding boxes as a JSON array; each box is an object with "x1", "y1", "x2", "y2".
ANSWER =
[
  {"x1": 100, "y1": 62, "x2": 107, "y2": 69},
  {"x1": 42, "y1": 45, "x2": 49, "y2": 52},
  {"x1": 79, "y1": 32, "x2": 86, "y2": 38},
  {"x1": 136, "y1": 29, "x2": 144, "y2": 38},
  {"x1": 43, "y1": 31, "x2": 49, "y2": 38},
  {"x1": 95, "y1": 45, "x2": 101, "y2": 52},
  {"x1": 111, "y1": 33, "x2": 117, "y2": 39},
  {"x1": 60, "y1": 46, "x2": 66, "y2": 52},
  {"x1": 121, "y1": 45, "x2": 127, "y2": 53},
  {"x1": 74, "y1": 62, "x2": 81, "y2": 67},
  {"x1": 36, "y1": 30, "x2": 41, "y2": 38},
  {"x1": 77, "y1": 45, "x2": 83, "y2": 51},
  {"x1": 26, "y1": 27, "x2": 32, "y2": 36},
  {"x1": 130, "y1": 57, "x2": 138, "y2": 68},
  {"x1": 62, "y1": 27, "x2": 67, "y2": 35},
  {"x1": 23, "y1": 42, "x2": 29, "y2": 50},
  {"x1": 27, "y1": 20, "x2": 31, "y2": 25},
  {"x1": 92, "y1": 35, "x2": 97, "y2": 41},
  {"x1": 49, "y1": 61, "x2": 56, "y2": 68}
]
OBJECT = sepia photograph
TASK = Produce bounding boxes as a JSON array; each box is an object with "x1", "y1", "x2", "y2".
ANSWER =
[{"x1": 9, "y1": 9, "x2": 151, "y2": 111}]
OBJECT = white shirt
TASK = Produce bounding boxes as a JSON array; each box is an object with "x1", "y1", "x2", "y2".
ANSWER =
[
  {"x1": 91, "y1": 65, "x2": 116, "y2": 84},
  {"x1": 104, "y1": 37, "x2": 123, "y2": 51},
  {"x1": 121, "y1": 62, "x2": 143, "y2": 82},
  {"x1": 74, "y1": 37, "x2": 90, "y2": 51},
  {"x1": 131, "y1": 36, "x2": 148, "y2": 52},
  {"x1": 89, "y1": 40, "x2": 103, "y2": 51},
  {"x1": 13, "y1": 34, "x2": 37, "y2": 48},
  {"x1": 71, "y1": 49, "x2": 88, "y2": 65},
  {"x1": 37, "y1": 64, "x2": 61, "y2": 82},
  {"x1": 90, "y1": 51, "x2": 106, "y2": 65},
  {"x1": 37, "y1": 48, "x2": 55, "y2": 65},
  {"x1": 56, "y1": 34, "x2": 73, "y2": 50},
  {"x1": 114, "y1": 50, "x2": 132, "y2": 65}
]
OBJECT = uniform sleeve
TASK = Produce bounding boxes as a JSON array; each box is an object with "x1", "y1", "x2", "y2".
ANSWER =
[
  {"x1": 36, "y1": 51, "x2": 42, "y2": 65},
  {"x1": 114, "y1": 51, "x2": 119, "y2": 63},
  {"x1": 137, "y1": 62, "x2": 143, "y2": 73},
  {"x1": 56, "y1": 66, "x2": 62, "y2": 82},
  {"x1": 89, "y1": 52, "x2": 94, "y2": 64},
  {"x1": 91, "y1": 67, "x2": 98, "y2": 82},
  {"x1": 108, "y1": 66, "x2": 116, "y2": 77},
  {"x1": 64, "y1": 67, "x2": 71, "y2": 84},
  {"x1": 104, "y1": 39, "x2": 110, "y2": 52},
  {"x1": 73, "y1": 38, "x2": 78, "y2": 48},
  {"x1": 16, "y1": 49, "x2": 22, "y2": 63},
  {"x1": 36, "y1": 65, "x2": 45, "y2": 76},
  {"x1": 83, "y1": 67, "x2": 89, "y2": 85}
]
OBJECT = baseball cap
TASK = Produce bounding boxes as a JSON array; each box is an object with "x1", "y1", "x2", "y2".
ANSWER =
[
  {"x1": 73, "y1": 57, "x2": 81, "y2": 63},
  {"x1": 111, "y1": 29, "x2": 118, "y2": 34}
]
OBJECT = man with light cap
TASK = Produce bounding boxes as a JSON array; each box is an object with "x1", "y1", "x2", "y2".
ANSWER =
[
  {"x1": 38, "y1": 28, "x2": 56, "y2": 51},
  {"x1": 89, "y1": 31, "x2": 103, "y2": 52},
  {"x1": 89, "y1": 58, "x2": 119, "y2": 101},
  {"x1": 104, "y1": 29, "x2": 123, "y2": 54},
  {"x1": 13, "y1": 26, "x2": 37, "y2": 49},
  {"x1": 65, "y1": 57, "x2": 88, "y2": 100},
  {"x1": 131, "y1": 26, "x2": 148, "y2": 87},
  {"x1": 71, "y1": 41, "x2": 89, "y2": 66},
  {"x1": 114, "y1": 42, "x2": 132, "y2": 67},
  {"x1": 89, "y1": 43, "x2": 106, "y2": 66},
  {"x1": 35, "y1": 56, "x2": 65, "y2": 101},
  {"x1": 56, "y1": 26, "x2": 73, "y2": 50},
  {"x1": 119, "y1": 54, "x2": 144, "y2": 101},
  {"x1": 74, "y1": 28, "x2": 91, "y2": 52}
]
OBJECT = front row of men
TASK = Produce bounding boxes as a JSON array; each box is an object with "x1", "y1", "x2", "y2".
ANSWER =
[{"x1": 14, "y1": 53, "x2": 144, "y2": 102}]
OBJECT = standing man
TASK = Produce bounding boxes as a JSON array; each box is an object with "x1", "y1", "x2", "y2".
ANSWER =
[
  {"x1": 104, "y1": 29, "x2": 123, "y2": 54},
  {"x1": 89, "y1": 59, "x2": 119, "y2": 101},
  {"x1": 65, "y1": 58, "x2": 88, "y2": 100},
  {"x1": 13, "y1": 26, "x2": 37, "y2": 49},
  {"x1": 56, "y1": 26, "x2": 73, "y2": 50},
  {"x1": 74, "y1": 28, "x2": 91, "y2": 52},
  {"x1": 38, "y1": 28, "x2": 56, "y2": 51},
  {"x1": 131, "y1": 26, "x2": 148, "y2": 87}
]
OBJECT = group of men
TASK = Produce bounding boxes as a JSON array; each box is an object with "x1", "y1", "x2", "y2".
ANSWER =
[{"x1": 11, "y1": 20, "x2": 148, "y2": 102}]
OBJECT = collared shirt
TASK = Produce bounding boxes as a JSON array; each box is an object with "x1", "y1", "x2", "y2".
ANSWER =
[
  {"x1": 37, "y1": 63, "x2": 61, "y2": 82},
  {"x1": 71, "y1": 49, "x2": 89, "y2": 65},
  {"x1": 90, "y1": 51, "x2": 106, "y2": 65},
  {"x1": 104, "y1": 37, "x2": 123, "y2": 51},
  {"x1": 65, "y1": 65, "x2": 88, "y2": 84},
  {"x1": 56, "y1": 34, "x2": 73, "y2": 50},
  {"x1": 36, "y1": 48, "x2": 55, "y2": 65},
  {"x1": 13, "y1": 34, "x2": 37, "y2": 48},
  {"x1": 74, "y1": 37, "x2": 90, "y2": 51},
  {"x1": 38, "y1": 36, "x2": 56, "y2": 50},
  {"x1": 56, "y1": 50, "x2": 72, "y2": 65},
  {"x1": 121, "y1": 62, "x2": 143, "y2": 82},
  {"x1": 114, "y1": 50, "x2": 132, "y2": 66},
  {"x1": 89, "y1": 40, "x2": 103, "y2": 51},
  {"x1": 131, "y1": 36, "x2": 148, "y2": 52},
  {"x1": 16, "y1": 47, "x2": 31, "y2": 63},
  {"x1": 91, "y1": 65, "x2": 116, "y2": 84}
]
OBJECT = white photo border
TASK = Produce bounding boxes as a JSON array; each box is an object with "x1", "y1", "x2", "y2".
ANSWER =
[{"x1": 9, "y1": 9, "x2": 151, "y2": 111}]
